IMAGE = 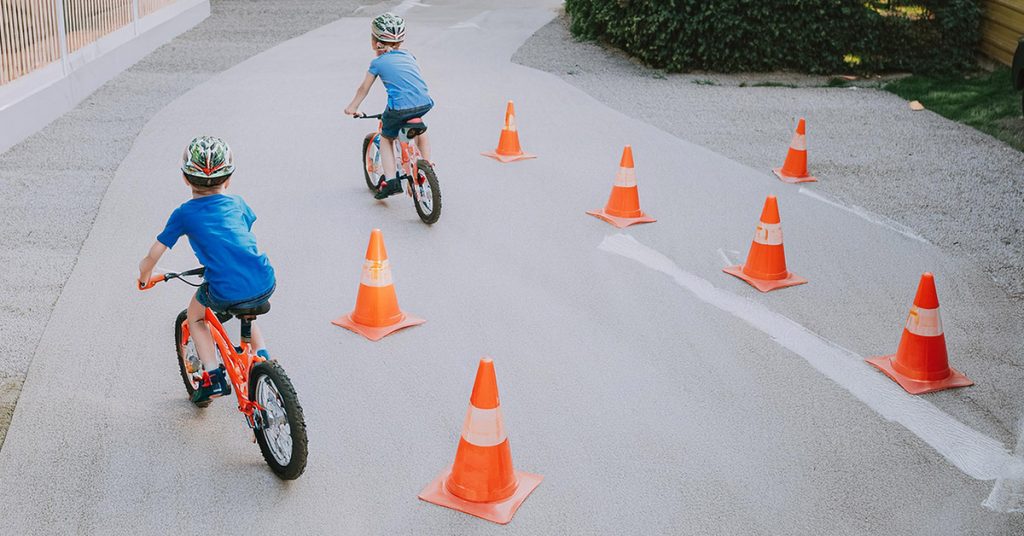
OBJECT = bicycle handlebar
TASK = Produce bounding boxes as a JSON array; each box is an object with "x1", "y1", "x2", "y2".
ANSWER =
[
  {"x1": 138, "y1": 267, "x2": 206, "y2": 290},
  {"x1": 354, "y1": 112, "x2": 382, "y2": 120}
]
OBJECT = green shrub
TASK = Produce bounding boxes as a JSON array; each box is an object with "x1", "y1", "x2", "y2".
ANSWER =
[{"x1": 564, "y1": 0, "x2": 980, "y2": 75}]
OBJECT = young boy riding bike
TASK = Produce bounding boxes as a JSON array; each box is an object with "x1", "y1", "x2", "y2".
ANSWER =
[
  {"x1": 138, "y1": 136, "x2": 276, "y2": 406},
  {"x1": 344, "y1": 12, "x2": 434, "y2": 200}
]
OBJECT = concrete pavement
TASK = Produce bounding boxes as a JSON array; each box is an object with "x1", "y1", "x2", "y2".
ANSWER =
[{"x1": 0, "y1": 1, "x2": 1022, "y2": 533}]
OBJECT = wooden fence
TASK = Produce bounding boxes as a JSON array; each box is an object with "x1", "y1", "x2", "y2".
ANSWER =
[
  {"x1": 0, "y1": 0, "x2": 181, "y2": 85},
  {"x1": 982, "y1": 0, "x2": 1024, "y2": 65}
]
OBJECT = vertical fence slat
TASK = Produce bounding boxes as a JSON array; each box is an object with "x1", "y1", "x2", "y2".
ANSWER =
[
  {"x1": 16, "y1": 0, "x2": 27, "y2": 78},
  {"x1": 0, "y1": 3, "x2": 9, "y2": 84}
]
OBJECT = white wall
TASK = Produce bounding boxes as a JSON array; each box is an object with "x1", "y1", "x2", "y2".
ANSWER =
[{"x1": 0, "y1": 0, "x2": 210, "y2": 154}]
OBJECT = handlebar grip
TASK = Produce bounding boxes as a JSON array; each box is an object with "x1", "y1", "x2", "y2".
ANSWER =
[{"x1": 138, "y1": 274, "x2": 165, "y2": 291}]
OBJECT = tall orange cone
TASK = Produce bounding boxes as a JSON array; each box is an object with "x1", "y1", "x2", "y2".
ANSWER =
[
  {"x1": 587, "y1": 145, "x2": 656, "y2": 228},
  {"x1": 419, "y1": 358, "x2": 542, "y2": 525},
  {"x1": 332, "y1": 229, "x2": 424, "y2": 341},
  {"x1": 481, "y1": 101, "x2": 536, "y2": 163},
  {"x1": 867, "y1": 273, "x2": 973, "y2": 394},
  {"x1": 723, "y1": 195, "x2": 807, "y2": 292},
  {"x1": 772, "y1": 118, "x2": 817, "y2": 183}
]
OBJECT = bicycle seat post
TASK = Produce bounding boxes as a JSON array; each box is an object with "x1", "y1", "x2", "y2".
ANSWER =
[{"x1": 240, "y1": 317, "x2": 254, "y2": 344}]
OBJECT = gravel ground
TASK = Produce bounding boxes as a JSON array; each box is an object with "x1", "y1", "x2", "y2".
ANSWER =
[
  {"x1": 0, "y1": 0, "x2": 392, "y2": 449},
  {"x1": 513, "y1": 13, "x2": 1024, "y2": 303}
]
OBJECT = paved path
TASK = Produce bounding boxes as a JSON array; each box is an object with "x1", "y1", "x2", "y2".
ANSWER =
[
  {"x1": 0, "y1": 0, "x2": 381, "y2": 448},
  {"x1": 0, "y1": 1, "x2": 1022, "y2": 533}
]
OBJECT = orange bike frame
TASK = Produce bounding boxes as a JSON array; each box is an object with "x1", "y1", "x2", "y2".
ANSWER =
[
  {"x1": 376, "y1": 120, "x2": 424, "y2": 188},
  {"x1": 179, "y1": 309, "x2": 265, "y2": 422}
]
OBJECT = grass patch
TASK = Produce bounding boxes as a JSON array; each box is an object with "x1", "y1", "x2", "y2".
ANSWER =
[{"x1": 885, "y1": 67, "x2": 1024, "y2": 151}]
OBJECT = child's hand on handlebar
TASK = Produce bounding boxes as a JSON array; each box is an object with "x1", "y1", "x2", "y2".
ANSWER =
[{"x1": 344, "y1": 106, "x2": 360, "y2": 117}]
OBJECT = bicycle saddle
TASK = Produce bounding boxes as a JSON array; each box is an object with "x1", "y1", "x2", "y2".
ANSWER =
[
  {"x1": 227, "y1": 301, "x2": 271, "y2": 318},
  {"x1": 401, "y1": 117, "x2": 427, "y2": 139}
]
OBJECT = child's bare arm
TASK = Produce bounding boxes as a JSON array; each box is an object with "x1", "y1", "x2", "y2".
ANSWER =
[
  {"x1": 345, "y1": 73, "x2": 377, "y2": 116},
  {"x1": 138, "y1": 241, "x2": 167, "y2": 285}
]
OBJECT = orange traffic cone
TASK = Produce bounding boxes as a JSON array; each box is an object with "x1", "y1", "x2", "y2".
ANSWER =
[
  {"x1": 866, "y1": 273, "x2": 973, "y2": 394},
  {"x1": 419, "y1": 358, "x2": 542, "y2": 525},
  {"x1": 723, "y1": 195, "x2": 807, "y2": 292},
  {"x1": 332, "y1": 229, "x2": 424, "y2": 341},
  {"x1": 772, "y1": 118, "x2": 817, "y2": 183},
  {"x1": 587, "y1": 145, "x2": 656, "y2": 228},
  {"x1": 481, "y1": 101, "x2": 536, "y2": 163}
]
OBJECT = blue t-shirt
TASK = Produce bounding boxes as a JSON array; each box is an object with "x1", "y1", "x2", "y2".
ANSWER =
[
  {"x1": 368, "y1": 50, "x2": 433, "y2": 110},
  {"x1": 157, "y1": 194, "x2": 275, "y2": 302}
]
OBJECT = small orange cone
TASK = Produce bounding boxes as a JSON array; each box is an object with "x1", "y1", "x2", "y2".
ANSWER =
[
  {"x1": 419, "y1": 358, "x2": 542, "y2": 525},
  {"x1": 332, "y1": 229, "x2": 424, "y2": 341},
  {"x1": 723, "y1": 195, "x2": 807, "y2": 292},
  {"x1": 481, "y1": 101, "x2": 536, "y2": 163},
  {"x1": 772, "y1": 118, "x2": 817, "y2": 183},
  {"x1": 587, "y1": 145, "x2": 656, "y2": 228},
  {"x1": 867, "y1": 273, "x2": 973, "y2": 394}
]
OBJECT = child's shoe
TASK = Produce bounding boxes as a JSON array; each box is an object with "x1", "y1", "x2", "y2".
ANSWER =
[
  {"x1": 192, "y1": 365, "x2": 229, "y2": 407},
  {"x1": 374, "y1": 177, "x2": 404, "y2": 199}
]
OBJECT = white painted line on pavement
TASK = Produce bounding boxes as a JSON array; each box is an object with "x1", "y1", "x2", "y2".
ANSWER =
[
  {"x1": 600, "y1": 233, "x2": 1024, "y2": 482},
  {"x1": 797, "y1": 187, "x2": 930, "y2": 245},
  {"x1": 984, "y1": 419, "x2": 1024, "y2": 512},
  {"x1": 717, "y1": 248, "x2": 734, "y2": 266},
  {"x1": 393, "y1": 0, "x2": 430, "y2": 15}
]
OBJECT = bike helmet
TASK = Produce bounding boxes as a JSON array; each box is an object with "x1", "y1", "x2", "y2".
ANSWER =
[
  {"x1": 371, "y1": 12, "x2": 406, "y2": 43},
  {"x1": 181, "y1": 136, "x2": 234, "y2": 186}
]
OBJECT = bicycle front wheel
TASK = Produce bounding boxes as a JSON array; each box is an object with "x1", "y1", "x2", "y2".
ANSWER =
[
  {"x1": 412, "y1": 159, "x2": 441, "y2": 225},
  {"x1": 362, "y1": 133, "x2": 382, "y2": 191},
  {"x1": 250, "y1": 360, "x2": 308, "y2": 480},
  {"x1": 174, "y1": 310, "x2": 201, "y2": 397}
]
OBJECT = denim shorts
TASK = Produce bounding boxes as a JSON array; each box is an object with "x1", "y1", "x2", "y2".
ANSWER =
[
  {"x1": 196, "y1": 283, "x2": 275, "y2": 314},
  {"x1": 381, "y1": 102, "x2": 433, "y2": 139}
]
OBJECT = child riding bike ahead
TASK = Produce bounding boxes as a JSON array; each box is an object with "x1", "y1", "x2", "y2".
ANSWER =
[
  {"x1": 345, "y1": 12, "x2": 434, "y2": 200},
  {"x1": 138, "y1": 136, "x2": 276, "y2": 406}
]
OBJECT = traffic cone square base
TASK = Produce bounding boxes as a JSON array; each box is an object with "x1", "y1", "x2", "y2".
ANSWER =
[
  {"x1": 866, "y1": 354, "x2": 973, "y2": 395},
  {"x1": 722, "y1": 265, "x2": 807, "y2": 293},
  {"x1": 331, "y1": 313, "x2": 424, "y2": 341},
  {"x1": 586, "y1": 208, "x2": 656, "y2": 228},
  {"x1": 481, "y1": 150, "x2": 536, "y2": 163},
  {"x1": 772, "y1": 167, "x2": 817, "y2": 184},
  {"x1": 419, "y1": 465, "x2": 543, "y2": 525}
]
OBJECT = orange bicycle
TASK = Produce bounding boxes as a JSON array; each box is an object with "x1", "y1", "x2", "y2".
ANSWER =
[
  {"x1": 140, "y1": 267, "x2": 308, "y2": 480},
  {"x1": 358, "y1": 112, "x2": 441, "y2": 224}
]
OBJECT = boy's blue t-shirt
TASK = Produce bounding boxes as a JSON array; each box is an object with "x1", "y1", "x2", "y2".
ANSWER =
[
  {"x1": 157, "y1": 194, "x2": 275, "y2": 303},
  {"x1": 368, "y1": 50, "x2": 433, "y2": 111}
]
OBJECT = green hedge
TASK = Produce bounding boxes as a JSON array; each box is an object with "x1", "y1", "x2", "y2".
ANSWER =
[{"x1": 564, "y1": 0, "x2": 980, "y2": 75}]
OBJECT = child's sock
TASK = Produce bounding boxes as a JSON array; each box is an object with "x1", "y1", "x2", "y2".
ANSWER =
[{"x1": 256, "y1": 348, "x2": 271, "y2": 359}]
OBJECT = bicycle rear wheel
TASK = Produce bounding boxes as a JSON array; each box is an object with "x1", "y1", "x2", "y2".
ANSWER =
[
  {"x1": 362, "y1": 133, "x2": 382, "y2": 191},
  {"x1": 412, "y1": 159, "x2": 441, "y2": 225},
  {"x1": 250, "y1": 360, "x2": 308, "y2": 480}
]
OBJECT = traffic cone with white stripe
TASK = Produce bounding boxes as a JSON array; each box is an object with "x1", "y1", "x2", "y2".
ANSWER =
[
  {"x1": 723, "y1": 195, "x2": 807, "y2": 292},
  {"x1": 587, "y1": 145, "x2": 656, "y2": 228},
  {"x1": 332, "y1": 229, "x2": 424, "y2": 341},
  {"x1": 419, "y1": 358, "x2": 542, "y2": 525},
  {"x1": 481, "y1": 101, "x2": 536, "y2": 163},
  {"x1": 867, "y1": 273, "x2": 973, "y2": 394},
  {"x1": 772, "y1": 118, "x2": 817, "y2": 183}
]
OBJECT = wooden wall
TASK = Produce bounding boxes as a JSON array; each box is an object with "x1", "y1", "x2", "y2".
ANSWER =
[{"x1": 982, "y1": 0, "x2": 1024, "y2": 65}]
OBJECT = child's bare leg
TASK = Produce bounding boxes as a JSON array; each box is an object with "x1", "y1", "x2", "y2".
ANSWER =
[
  {"x1": 250, "y1": 323, "x2": 267, "y2": 353},
  {"x1": 187, "y1": 295, "x2": 219, "y2": 370},
  {"x1": 380, "y1": 135, "x2": 398, "y2": 179},
  {"x1": 415, "y1": 132, "x2": 431, "y2": 163}
]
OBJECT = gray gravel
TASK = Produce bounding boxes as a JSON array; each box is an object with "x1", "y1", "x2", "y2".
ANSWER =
[
  {"x1": 0, "y1": 0, "x2": 392, "y2": 449},
  {"x1": 513, "y1": 13, "x2": 1024, "y2": 303}
]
